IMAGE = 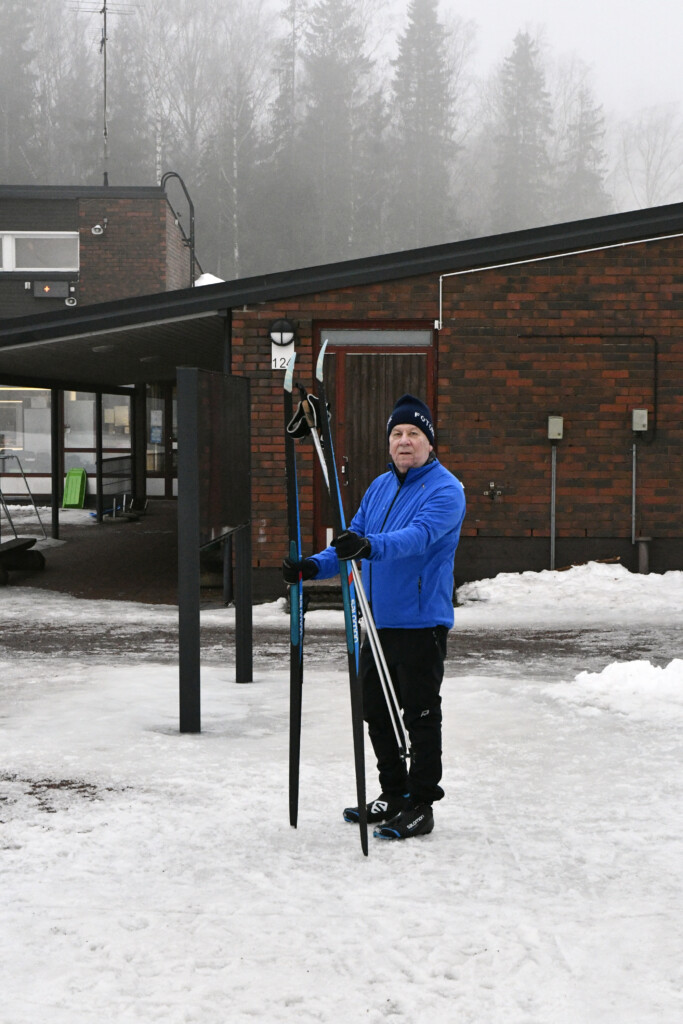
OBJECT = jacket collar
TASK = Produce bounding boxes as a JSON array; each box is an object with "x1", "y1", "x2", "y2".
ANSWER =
[{"x1": 389, "y1": 453, "x2": 439, "y2": 484}]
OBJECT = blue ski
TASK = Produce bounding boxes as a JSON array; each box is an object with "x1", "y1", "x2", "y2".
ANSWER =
[{"x1": 283, "y1": 354, "x2": 305, "y2": 828}]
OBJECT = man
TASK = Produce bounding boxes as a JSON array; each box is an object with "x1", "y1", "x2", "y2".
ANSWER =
[{"x1": 283, "y1": 394, "x2": 466, "y2": 840}]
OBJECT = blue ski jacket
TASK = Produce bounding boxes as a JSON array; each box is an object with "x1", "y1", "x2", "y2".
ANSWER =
[{"x1": 311, "y1": 458, "x2": 466, "y2": 629}]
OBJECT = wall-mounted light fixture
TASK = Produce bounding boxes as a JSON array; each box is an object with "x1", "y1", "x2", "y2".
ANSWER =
[
  {"x1": 269, "y1": 318, "x2": 297, "y2": 346},
  {"x1": 269, "y1": 319, "x2": 297, "y2": 371}
]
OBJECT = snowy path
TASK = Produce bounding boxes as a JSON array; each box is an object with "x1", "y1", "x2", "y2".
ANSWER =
[{"x1": 1, "y1": 565, "x2": 682, "y2": 1023}]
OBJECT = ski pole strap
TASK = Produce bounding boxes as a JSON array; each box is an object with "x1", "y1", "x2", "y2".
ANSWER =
[{"x1": 286, "y1": 392, "x2": 323, "y2": 439}]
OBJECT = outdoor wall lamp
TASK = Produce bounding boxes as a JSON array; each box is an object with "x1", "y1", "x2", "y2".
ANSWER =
[{"x1": 269, "y1": 318, "x2": 297, "y2": 346}]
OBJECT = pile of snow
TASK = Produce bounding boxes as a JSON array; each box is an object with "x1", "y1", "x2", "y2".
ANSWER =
[
  {"x1": 194, "y1": 272, "x2": 224, "y2": 286},
  {"x1": 456, "y1": 561, "x2": 683, "y2": 628},
  {"x1": 545, "y1": 658, "x2": 683, "y2": 723}
]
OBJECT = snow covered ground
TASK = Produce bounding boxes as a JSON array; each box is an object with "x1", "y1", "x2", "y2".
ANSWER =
[{"x1": 1, "y1": 563, "x2": 682, "y2": 1023}]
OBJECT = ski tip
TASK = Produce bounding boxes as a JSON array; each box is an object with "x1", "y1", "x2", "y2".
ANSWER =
[
  {"x1": 284, "y1": 351, "x2": 297, "y2": 393},
  {"x1": 315, "y1": 340, "x2": 328, "y2": 382}
]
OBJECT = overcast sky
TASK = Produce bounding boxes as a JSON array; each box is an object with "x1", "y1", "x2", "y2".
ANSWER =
[{"x1": 431, "y1": 0, "x2": 680, "y2": 117}]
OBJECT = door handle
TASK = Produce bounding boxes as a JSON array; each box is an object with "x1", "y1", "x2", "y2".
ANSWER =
[{"x1": 341, "y1": 455, "x2": 349, "y2": 485}]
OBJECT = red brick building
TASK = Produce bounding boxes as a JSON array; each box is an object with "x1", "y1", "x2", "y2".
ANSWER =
[
  {"x1": 227, "y1": 205, "x2": 682, "y2": 590},
  {"x1": 1, "y1": 201, "x2": 681, "y2": 593}
]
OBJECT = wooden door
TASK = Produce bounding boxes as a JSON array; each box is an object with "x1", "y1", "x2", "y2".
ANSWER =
[{"x1": 314, "y1": 342, "x2": 433, "y2": 548}]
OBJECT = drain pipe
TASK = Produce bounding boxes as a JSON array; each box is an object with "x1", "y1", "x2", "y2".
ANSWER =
[
  {"x1": 631, "y1": 409, "x2": 650, "y2": 570},
  {"x1": 631, "y1": 439, "x2": 637, "y2": 545},
  {"x1": 436, "y1": 232, "x2": 683, "y2": 329},
  {"x1": 547, "y1": 416, "x2": 563, "y2": 569}
]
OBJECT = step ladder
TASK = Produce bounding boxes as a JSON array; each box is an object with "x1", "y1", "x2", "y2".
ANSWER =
[{"x1": 0, "y1": 450, "x2": 48, "y2": 539}]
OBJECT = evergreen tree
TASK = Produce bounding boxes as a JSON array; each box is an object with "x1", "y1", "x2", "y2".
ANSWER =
[
  {"x1": 298, "y1": 0, "x2": 380, "y2": 264},
  {"x1": 107, "y1": 13, "x2": 156, "y2": 185},
  {"x1": 556, "y1": 86, "x2": 611, "y2": 220},
  {"x1": 196, "y1": 0, "x2": 274, "y2": 278},
  {"x1": 253, "y1": 0, "x2": 316, "y2": 272},
  {"x1": 388, "y1": 0, "x2": 456, "y2": 249},
  {"x1": 0, "y1": 0, "x2": 38, "y2": 182},
  {"x1": 493, "y1": 32, "x2": 553, "y2": 231}
]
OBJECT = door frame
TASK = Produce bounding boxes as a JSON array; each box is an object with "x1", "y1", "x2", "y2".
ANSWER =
[{"x1": 312, "y1": 319, "x2": 437, "y2": 548}]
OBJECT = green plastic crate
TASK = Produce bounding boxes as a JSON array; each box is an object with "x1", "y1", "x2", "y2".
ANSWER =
[{"x1": 62, "y1": 468, "x2": 87, "y2": 509}]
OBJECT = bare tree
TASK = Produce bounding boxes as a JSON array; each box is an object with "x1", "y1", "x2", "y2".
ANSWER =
[
  {"x1": 613, "y1": 103, "x2": 683, "y2": 208},
  {"x1": 32, "y1": 1, "x2": 100, "y2": 183}
]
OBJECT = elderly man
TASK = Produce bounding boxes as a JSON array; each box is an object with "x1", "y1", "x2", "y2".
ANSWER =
[{"x1": 284, "y1": 394, "x2": 466, "y2": 840}]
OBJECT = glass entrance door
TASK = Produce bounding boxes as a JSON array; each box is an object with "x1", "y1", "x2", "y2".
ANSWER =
[{"x1": 146, "y1": 383, "x2": 177, "y2": 498}]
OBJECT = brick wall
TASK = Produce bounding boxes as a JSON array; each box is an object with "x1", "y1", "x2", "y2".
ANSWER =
[
  {"x1": 77, "y1": 197, "x2": 169, "y2": 304},
  {"x1": 230, "y1": 236, "x2": 682, "y2": 587},
  {"x1": 0, "y1": 192, "x2": 191, "y2": 315},
  {"x1": 165, "y1": 203, "x2": 192, "y2": 290}
]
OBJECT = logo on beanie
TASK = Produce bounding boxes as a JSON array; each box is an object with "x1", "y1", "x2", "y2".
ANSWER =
[{"x1": 413, "y1": 411, "x2": 433, "y2": 435}]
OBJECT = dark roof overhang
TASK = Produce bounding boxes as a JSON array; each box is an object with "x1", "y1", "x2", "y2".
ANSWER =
[{"x1": 0, "y1": 202, "x2": 681, "y2": 390}]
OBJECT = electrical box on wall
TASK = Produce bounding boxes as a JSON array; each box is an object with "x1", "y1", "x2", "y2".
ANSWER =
[
  {"x1": 547, "y1": 415, "x2": 564, "y2": 440},
  {"x1": 632, "y1": 409, "x2": 648, "y2": 432},
  {"x1": 33, "y1": 281, "x2": 69, "y2": 298}
]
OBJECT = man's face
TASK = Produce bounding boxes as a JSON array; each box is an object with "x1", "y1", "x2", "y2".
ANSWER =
[{"x1": 389, "y1": 423, "x2": 433, "y2": 472}]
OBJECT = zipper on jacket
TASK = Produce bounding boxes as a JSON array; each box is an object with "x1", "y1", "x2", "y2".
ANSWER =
[
  {"x1": 379, "y1": 478, "x2": 403, "y2": 532},
  {"x1": 368, "y1": 477, "x2": 403, "y2": 611}
]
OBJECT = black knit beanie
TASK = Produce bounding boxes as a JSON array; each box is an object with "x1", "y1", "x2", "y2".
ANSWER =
[{"x1": 386, "y1": 394, "x2": 435, "y2": 445}]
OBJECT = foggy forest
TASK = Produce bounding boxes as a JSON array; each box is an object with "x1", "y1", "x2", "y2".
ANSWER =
[{"x1": 1, "y1": 0, "x2": 682, "y2": 281}]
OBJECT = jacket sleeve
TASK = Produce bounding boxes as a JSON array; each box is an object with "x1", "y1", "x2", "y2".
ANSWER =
[
  {"x1": 308, "y1": 501, "x2": 368, "y2": 580},
  {"x1": 365, "y1": 479, "x2": 465, "y2": 562}
]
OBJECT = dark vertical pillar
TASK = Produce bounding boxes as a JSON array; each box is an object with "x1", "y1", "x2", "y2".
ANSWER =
[
  {"x1": 234, "y1": 523, "x2": 253, "y2": 683},
  {"x1": 222, "y1": 310, "x2": 233, "y2": 603},
  {"x1": 223, "y1": 537, "x2": 233, "y2": 604},
  {"x1": 221, "y1": 308, "x2": 232, "y2": 374},
  {"x1": 132, "y1": 384, "x2": 147, "y2": 501},
  {"x1": 95, "y1": 392, "x2": 104, "y2": 522},
  {"x1": 50, "y1": 389, "x2": 61, "y2": 539},
  {"x1": 177, "y1": 368, "x2": 201, "y2": 732}
]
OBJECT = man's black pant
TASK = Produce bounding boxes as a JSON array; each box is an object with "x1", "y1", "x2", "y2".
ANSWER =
[{"x1": 360, "y1": 625, "x2": 448, "y2": 806}]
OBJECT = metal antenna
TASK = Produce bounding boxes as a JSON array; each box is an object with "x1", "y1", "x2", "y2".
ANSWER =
[
  {"x1": 68, "y1": 2, "x2": 137, "y2": 186},
  {"x1": 101, "y1": 1, "x2": 109, "y2": 185}
]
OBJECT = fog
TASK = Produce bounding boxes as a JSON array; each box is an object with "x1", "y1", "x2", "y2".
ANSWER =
[
  {"x1": 442, "y1": 0, "x2": 682, "y2": 115},
  {"x1": 0, "y1": 0, "x2": 681, "y2": 280}
]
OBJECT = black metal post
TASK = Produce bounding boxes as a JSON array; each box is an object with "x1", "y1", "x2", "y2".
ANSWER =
[
  {"x1": 177, "y1": 368, "x2": 202, "y2": 732},
  {"x1": 234, "y1": 523, "x2": 253, "y2": 683},
  {"x1": 222, "y1": 309, "x2": 234, "y2": 604},
  {"x1": 95, "y1": 392, "x2": 104, "y2": 522},
  {"x1": 223, "y1": 537, "x2": 233, "y2": 605},
  {"x1": 132, "y1": 384, "x2": 147, "y2": 502},
  {"x1": 50, "y1": 389, "x2": 61, "y2": 539}
]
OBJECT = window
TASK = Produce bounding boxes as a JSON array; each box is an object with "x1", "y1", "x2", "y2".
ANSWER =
[
  {"x1": 0, "y1": 387, "x2": 52, "y2": 472},
  {"x1": 322, "y1": 329, "x2": 431, "y2": 347},
  {"x1": 0, "y1": 232, "x2": 79, "y2": 272}
]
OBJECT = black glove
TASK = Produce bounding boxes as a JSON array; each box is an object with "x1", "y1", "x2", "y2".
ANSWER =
[
  {"x1": 282, "y1": 557, "x2": 318, "y2": 584},
  {"x1": 332, "y1": 530, "x2": 371, "y2": 561}
]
